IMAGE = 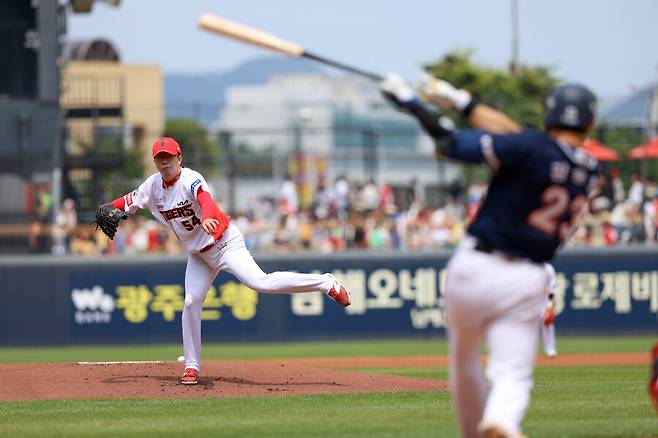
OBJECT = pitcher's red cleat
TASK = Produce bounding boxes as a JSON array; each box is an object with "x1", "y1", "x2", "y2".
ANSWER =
[
  {"x1": 327, "y1": 275, "x2": 351, "y2": 307},
  {"x1": 181, "y1": 367, "x2": 198, "y2": 385}
]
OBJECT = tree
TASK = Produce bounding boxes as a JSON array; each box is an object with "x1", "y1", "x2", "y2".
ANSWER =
[
  {"x1": 164, "y1": 118, "x2": 218, "y2": 174},
  {"x1": 423, "y1": 50, "x2": 558, "y2": 129}
]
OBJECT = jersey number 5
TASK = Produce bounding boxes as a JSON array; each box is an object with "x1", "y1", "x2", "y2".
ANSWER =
[
  {"x1": 527, "y1": 186, "x2": 587, "y2": 239},
  {"x1": 181, "y1": 215, "x2": 201, "y2": 231}
]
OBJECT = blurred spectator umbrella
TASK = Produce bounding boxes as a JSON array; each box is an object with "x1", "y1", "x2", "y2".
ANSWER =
[
  {"x1": 582, "y1": 139, "x2": 620, "y2": 161},
  {"x1": 627, "y1": 137, "x2": 658, "y2": 159}
]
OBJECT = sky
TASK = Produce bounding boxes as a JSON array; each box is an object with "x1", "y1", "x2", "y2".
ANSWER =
[{"x1": 67, "y1": 0, "x2": 658, "y2": 98}]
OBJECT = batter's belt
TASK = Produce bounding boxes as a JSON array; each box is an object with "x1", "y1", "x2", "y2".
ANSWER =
[{"x1": 474, "y1": 238, "x2": 542, "y2": 264}]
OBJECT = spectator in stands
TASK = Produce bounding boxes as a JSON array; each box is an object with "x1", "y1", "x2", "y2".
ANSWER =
[
  {"x1": 400, "y1": 178, "x2": 418, "y2": 212},
  {"x1": 628, "y1": 173, "x2": 644, "y2": 206},
  {"x1": 163, "y1": 232, "x2": 182, "y2": 255},
  {"x1": 643, "y1": 179, "x2": 658, "y2": 244},
  {"x1": 298, "y1": 211, "x2": 313, "y2": 250},
  {"x1": 129, "y1": 216, "x2": 150, "y2": 254},
  {"x1": 271, "y1": 216, "x2": 297, "y2": 253},
  {"x1": 334, "y1": 175, "x2": 350, "y2": 219},
  {"x1": 327, "y1": 217, "x2": 345, "y2": 251},
  {"x1": 51, "y1": 198, "x2": 77, "y2": 256},
  {"x1": 630, "y1": 204, "x2": 646, "y2": 243},
  {"x1": 76, "y1": 174, "x2": 658, "y2": 256},
  {"x1": 279, "y1": 173, "x2": 298, "y2": 217},
  {"x1": 70, "y1": 227, "x2": 99, "y2": 256},
  {"x1": 232, "y1": 211, "x2": 253, "y2": 248},
  {"x1": 566, "y1": 224, "x2": 591, "y2": 247},
  {"x1": 609, "y1": 200, "x2": 635, "y2": 244},
  {"x1": 366, "y1": 214, "x2": 391, "y2": 250},
  {"x1": 310, "y1": 218, "x2": 332, "y2": 252},
  {"x1": 360, "y1": 179, "x2": 380, "y2": 213},
  {"x1": 602, "y1": 216, "x2": 618, "y2": 246},
  {"x1": 347, "y1": 211, "x2": 367, "y2": 249},
  {"x1": 379, "y1": 182, "x2": 396, "y2": 213},
  {"x1": 312, "y1": 178, "x2": 335, "y2": 220},
  {"x1": 445, "y1": 197, "x2": 466, "y2": 225},
  {"x1": 610, "y1": 168, "x2": 625, "y2": 204},
  {"x1": 112, "y1": 215, "x2": 134, "y2": 255},
  {"x1": 36, "y1": 183, "x2": 53, "y2": 223},
  {"x1": 428, "y1": 208, "x2": 451, "y2": 249},
  {"x1": 27, "y1": 183, "x2": 54, "y2": 253}
]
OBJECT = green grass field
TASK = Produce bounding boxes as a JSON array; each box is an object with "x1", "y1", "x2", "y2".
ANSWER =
[{"x1": 0, "y1": 336, "x2": 656, "y2": 438}]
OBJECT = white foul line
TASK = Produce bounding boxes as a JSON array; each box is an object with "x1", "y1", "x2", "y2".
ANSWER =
[{"x1": 77, "y1": 361, "x2": 166, "y2": 365}]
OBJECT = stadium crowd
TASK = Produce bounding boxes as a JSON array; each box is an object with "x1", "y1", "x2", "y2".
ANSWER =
[{"x1": 53, "y1": 170, "x2": 658, "y2": 256}]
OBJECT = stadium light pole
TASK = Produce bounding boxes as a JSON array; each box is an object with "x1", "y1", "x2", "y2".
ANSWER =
[{"x1": 510, "y1": 0, "x2": 519, "y2": 75}]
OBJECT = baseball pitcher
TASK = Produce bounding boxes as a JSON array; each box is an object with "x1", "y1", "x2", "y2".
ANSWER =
[{"x1": 92, "y1": 137, "x2": 351, "y2": 385}]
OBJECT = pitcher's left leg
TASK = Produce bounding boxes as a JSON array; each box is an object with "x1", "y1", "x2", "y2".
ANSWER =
[{"x1": 182, "y1": 253, "x2": 218, "y2": 377}]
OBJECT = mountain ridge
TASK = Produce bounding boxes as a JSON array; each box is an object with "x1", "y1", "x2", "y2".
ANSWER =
[{"x1": 165, "y1": 56, "x2": 323, "y2": 126}]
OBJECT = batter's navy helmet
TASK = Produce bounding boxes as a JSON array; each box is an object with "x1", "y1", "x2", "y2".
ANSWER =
[{"x1": 543, "y1": 83, "x2": 597, "y2": 132}]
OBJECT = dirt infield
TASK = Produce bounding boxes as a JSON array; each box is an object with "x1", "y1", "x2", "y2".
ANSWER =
[
  {"x1": 0, "y1": 352, "x2": 643, "y2": 402},
  {"x1": 0, "y1": 360, "x2": 447, "y2": 402}
]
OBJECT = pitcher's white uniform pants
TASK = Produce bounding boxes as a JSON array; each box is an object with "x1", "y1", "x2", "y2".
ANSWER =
[
  {"x1": 444, "y1": 236, "x2": 547, "y2": 438},
  {"x1": 183, "y1": 224, "x2": 335, "y2": 371}
]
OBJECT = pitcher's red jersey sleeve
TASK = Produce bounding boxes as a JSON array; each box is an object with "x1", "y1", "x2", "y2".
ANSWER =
[{"x1": 197, "y1": 188, "x2": 230, "y2": 240}]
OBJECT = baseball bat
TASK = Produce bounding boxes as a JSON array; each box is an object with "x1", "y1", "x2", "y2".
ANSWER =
[{"x1": 198, "y1": 13, "x2": 383, "y2": 82}]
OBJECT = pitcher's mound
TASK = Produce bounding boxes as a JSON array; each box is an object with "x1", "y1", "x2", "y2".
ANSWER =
[{"x1": 0, "y1": 360, "x2": 447, "y2": 401}]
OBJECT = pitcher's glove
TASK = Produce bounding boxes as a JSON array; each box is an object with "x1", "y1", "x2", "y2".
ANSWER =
[{"x1": 91, "y1": 203, "x2": 128, "y2": 240}]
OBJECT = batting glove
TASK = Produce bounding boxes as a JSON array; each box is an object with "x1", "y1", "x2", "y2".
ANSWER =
[
  {"x1": 418, "y1": 75, "x2": 472, "y2": 112},
  {"x1": 380, "y1": 73, "x2": 420, "y2": 112}
]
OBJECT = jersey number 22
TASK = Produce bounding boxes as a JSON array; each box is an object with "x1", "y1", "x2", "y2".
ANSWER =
[{"x1": 528, "y1": 186, "x2": 587, "y2": 239}]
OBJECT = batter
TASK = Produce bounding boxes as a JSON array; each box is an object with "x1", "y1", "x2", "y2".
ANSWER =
[{"x1": 381, "y1": 74, "x2": 599, "y2": 437}]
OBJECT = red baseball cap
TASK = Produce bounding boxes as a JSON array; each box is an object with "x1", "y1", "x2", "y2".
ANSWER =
[{"x1": 152, "y1": 137, "x2": 181, "y2": 157}]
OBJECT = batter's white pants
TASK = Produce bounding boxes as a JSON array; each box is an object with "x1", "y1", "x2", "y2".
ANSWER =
[
  {"x1": 182, "y1": 224, "x2": 335, "y2": 371},
  {"x1": 444, "y1": 236, "x2": 547, "y2": 438}
]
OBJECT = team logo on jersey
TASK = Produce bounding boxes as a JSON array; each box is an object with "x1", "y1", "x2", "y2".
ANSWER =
[
  {"x1": 160, "y1": 204, "x2": 195, "y2": 221},
  {"x1": 155, "y1": 197, "x2": 164, "y2": 210}
]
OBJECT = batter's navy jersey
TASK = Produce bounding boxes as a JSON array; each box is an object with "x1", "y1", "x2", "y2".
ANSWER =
[{"x1": 447, "y1": 129, "x2": 599, "y2": 262}]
